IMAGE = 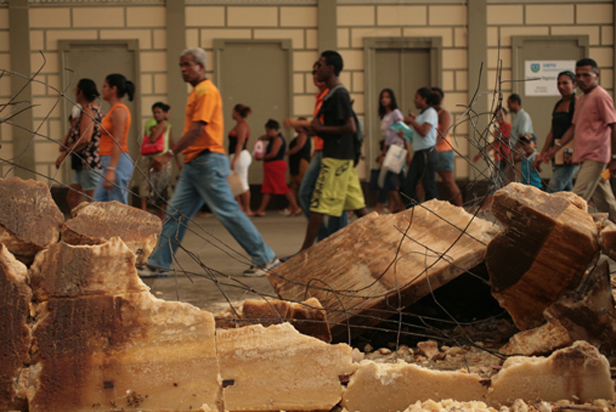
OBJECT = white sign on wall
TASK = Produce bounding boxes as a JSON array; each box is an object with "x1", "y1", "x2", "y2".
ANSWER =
[{"x1": 524, "y1": 60, "x2": 576, "y2": 96}]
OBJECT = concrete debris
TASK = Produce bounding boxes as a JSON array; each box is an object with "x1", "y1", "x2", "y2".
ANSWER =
[
  {"x1": 487, "y1": 184, "x2": 600, "y2": 330},
  {"x1": 544, "y1": 261, "x2": 616, "y2": 356},
  {"x1": 216, "y1": 297, "x2": 332, "y2": 342},
  {"x1": 400, "y1": 398, "x2": 615, "y2": 412},
  {"x1": 341, "y1": 360, "x2": 487, "y2": 412},
  {"x1": 488, "y1": 341, "x2": 614, "y2": 407},
  {"x1": 500, "y1": 319, "x2": 572, "y2": 356},
  {"x1": 417, "y1": 340, "x2": 441, "y2": 359},
  {"x1": 0, "y1": 244, "x2": 31, "y2": 412},
  {"x1": 62, "y1": 201, "x2": 162, "y2": 265},
  {"x1": 0, "y1": 177, "x2": 64, "y2": 264},
  {"x1": 342, "y1": 341, "x2": 614, "y2": 412},
  {"x1": 270, "y1": 199, "x2": 499, "y2": 340},
  {"x1": 29, "y1": 237, "x2": 148, "y2": 302},
  {"x1": 25, "y1": 240, "x2": 221, "y2": 412},
  {"x1": 217, "y1": 323, "x2": 355, "y2": 411}
]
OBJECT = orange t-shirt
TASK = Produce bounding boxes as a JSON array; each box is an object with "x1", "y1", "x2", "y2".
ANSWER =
[
  {"x1": 99, "y1": 103, "x2": 131, "y2": 156},
  {"x1": 182, "y1": 79, "x2": 225, "y2": 163},
  {"x1": 312, "y1": 88, "x2": 329, "y2": 152}
]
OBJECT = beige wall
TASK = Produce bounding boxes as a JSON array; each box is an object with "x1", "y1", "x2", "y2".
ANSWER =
[
  {"x1": 25, "y1": 4, "x2": 168, "y2": 179},
  {"x1": 487, "y1": 2, "x2": 614, "y2": 93},
  {"x1": 1, "y1": 0, "x2": 615, "y2": 183},
  {"x1": 335, "y1": 3, "x2": 470, "y2": 178},
  {"x1": 0, "y1": 6, "x2": 11, "y2": 177}
]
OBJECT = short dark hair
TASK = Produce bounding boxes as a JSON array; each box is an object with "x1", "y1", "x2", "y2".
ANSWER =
[
  {"x1": 77, "y1": 78, "x2": 99, "y2": 102},
  {"x1": 321, "y1": 50, "x2": 343, "y2": 76},
  {"x1": 265, "y1": 119, "x2": 280, "y2": 130},
  {"x1": 576, "y1": 58, "x2": 598, "y2": 72},
  {"x1": 152, "y1": 101, "x2": 166, "y2": 111},
  {"x1": 427, "y1": 91, "x2": 441, "y2": 106},
  {"x1": 508, "y1": 93, "x2": 522, "y2": 105}
]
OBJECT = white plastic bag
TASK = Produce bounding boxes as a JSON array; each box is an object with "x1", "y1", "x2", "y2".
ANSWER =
[
  {"x1": 382, "y1": 144, "x2": 407, "y2": 174},
  {"x1": 252, "y1": 140, "x2": 266, "y2": 158}
]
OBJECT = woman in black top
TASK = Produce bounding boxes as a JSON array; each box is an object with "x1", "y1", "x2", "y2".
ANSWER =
[{"x1": 537, "y1": 71, "x2": 577, "y2": 192}]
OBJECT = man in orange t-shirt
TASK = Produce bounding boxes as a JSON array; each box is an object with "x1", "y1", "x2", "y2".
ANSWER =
[{"x1": 141, "y1": 47, "x2": 278, "y2": 278}]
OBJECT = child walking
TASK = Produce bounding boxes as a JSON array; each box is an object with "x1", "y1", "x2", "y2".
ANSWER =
[{"x1": 254, "y1": 119, "x2": 301, "y2": 217}]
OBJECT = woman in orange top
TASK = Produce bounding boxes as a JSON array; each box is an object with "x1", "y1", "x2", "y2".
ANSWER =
[{"x1": 93, "y1": 73, "x2": 135, "y2": 204}]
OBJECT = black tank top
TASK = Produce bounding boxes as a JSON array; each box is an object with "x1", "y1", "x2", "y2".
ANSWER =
[
  {"x1": 227, "y1": 126, "x2": 249, "y2": 154},
  {"x1": 265, "y1": 134, "x2": 286, "y2": 162}
]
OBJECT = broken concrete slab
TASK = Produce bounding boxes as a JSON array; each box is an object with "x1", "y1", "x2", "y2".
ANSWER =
[
  {"x1": 29, "y1": 238, "x2": 148, "y2": 302},
  {"x1": 27, "y1": 292, "x2": 221, "y2": 412},
  {"x1": 0, "y1": 177, "x2": 64, "y2": 263},
  {"x1": 487, "y1": 184, "x2": 600, "y2": 330},
  {"x1": 25, "y1": 239, "x2": 220, "y2": 412},
  {"x1": 0, "y1": 244, "x2": 32, "y2": 412},
  {"x1": 62, "y1": 201, "x2": 162, "y2": 265},
  {"x1": 217, "y1": 322, "x2": 355, "y2": 412},
  {"x1": 216, "y1": 297, "x2": 332, "y2": 343},
  {"x1": 487, "y1": 341, "x2": 615, "y2": 407},
  {"x1": 270, "y1": 200, "x2": 499, "y2": 340},
  {"x1": 341, "y1": 360, "x2": 487, "y2": 412}
]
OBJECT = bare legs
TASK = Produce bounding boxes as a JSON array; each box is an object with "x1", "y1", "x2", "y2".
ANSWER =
[
  {"x1": 437, "y1": 170, "x2": 463, "y2": 206},
  {"x1": 300, "y1": 207, "x2": 369, "y2": 252}
]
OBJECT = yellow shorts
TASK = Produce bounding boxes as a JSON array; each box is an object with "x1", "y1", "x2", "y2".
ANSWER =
[{"x1": 310, "y1": 157, "x2": 365, "y2": 217}]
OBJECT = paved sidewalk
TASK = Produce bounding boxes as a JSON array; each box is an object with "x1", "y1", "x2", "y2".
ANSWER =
[{"x1": 140, "y1": 212, "x2": 310, "y2": 313}]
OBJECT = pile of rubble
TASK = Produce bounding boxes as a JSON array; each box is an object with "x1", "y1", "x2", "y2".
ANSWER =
[{"x1": 0, "y1": 177, "x2": 615, "y2": 412}]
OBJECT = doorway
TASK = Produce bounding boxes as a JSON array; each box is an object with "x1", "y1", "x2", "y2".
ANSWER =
[
  {"x1": 58, "y1": 40, "x2": 141, "y2": 184},
  {"x1": 364, "y1": 37, "x2": 442, "y2": 173},
  {"x1": 511, "y1": 35, "x2": 589, "y2": 178},
  {"x1": 213, "y1": 39, "x2": 293, "y2": 184}
]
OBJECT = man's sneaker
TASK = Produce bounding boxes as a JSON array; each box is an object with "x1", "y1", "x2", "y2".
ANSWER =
[
  {"x1": 137, "y1": 265, "x2": 170, "y2": 278},
  {"x1": 243, "y1": 257, "x2": 281, "y2": 277}
]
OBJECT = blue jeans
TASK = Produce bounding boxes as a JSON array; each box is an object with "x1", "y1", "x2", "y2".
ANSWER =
[
  {"x1": 547, "y1": 164, "x2": 578, "y2": 193},
  {"x1": 94, "y1": 152, "x2": 134, "y2": 204},
  {"x1": 147, "y1": 152, "x2": 276, "y2": 271},
  {"x1": 298, "y1": 151, "x2": 349, "y2": 241}
]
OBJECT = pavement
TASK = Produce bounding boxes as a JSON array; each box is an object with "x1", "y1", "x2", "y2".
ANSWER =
[{"x1": 139, "y1": 212, "x2": 312, "y2": 314}]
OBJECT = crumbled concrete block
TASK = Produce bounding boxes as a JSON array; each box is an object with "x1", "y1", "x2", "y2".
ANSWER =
[
  {"x1": 0, "y1": 244, "x2": 32, "y2": 411},
  {"x1": 62, "y1": 201, "x2": 162, "y2": 265},
  {"x1": 341, "y1": 360, "x2": 487, "y2": 412},
  {"x1": 487, "y1": 341, "x2": 614, "y2": 406},
  {"x1": 500, "y1": 320, "x2": 572, "y2": 356},
  {"x1": 217, "y1": 322, "x2": 355, "y2": 411},
  {"x1": 0, "y1": 177, "x2": 64, "y2": 263}
]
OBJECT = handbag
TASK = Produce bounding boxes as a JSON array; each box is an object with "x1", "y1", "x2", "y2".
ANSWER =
[
  {"x1": 227, "y1": 171, "x2": 248, "y2": 196},
  {"x1": 140, "y1": 133, "x2": 165, "y2": 156},
  {"x1": 382, "y1": 144, "x2": 407, "y2": 174}
]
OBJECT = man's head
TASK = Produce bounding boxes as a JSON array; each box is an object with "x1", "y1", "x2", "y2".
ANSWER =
[
  {"x1": 180, "y1": 48, "x2": 207, "y2": 86},
  {"x1": 575, "y1": 58, "x2": 599, "y2": 94},
  {"x1": 316, "y1": 50, "x2": 343, "y2": 82},
  {"x1": 507, "y1": 94, "x2": 522, "y2": 113},
  {"x1": 312, "y1": 61, "x2": 327, "y2": 91}
]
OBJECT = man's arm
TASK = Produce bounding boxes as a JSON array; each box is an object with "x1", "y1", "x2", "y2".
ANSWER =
[
  {"x1": 150, "y1": 121, "x2": 204, "y2": 171},
  {"x1": 311, "y1": 115, "x2": 355, "y2": 136}
]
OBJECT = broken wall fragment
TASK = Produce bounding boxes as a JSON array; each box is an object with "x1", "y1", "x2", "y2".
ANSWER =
[
  {"x1": 61, "y1": 201, "x2": 162, "y2": 265},
  {"x1": 487, "y1": 184, "x2": 599, "y2": 330},
  {"x1": 271, "y1": 200, "x2": 499, "y2": 340},
  {"x1": 26, "y1": 240, "x2": 221, "y2": 412},
  {"x1": 0, "y1": 244, "x2": 32, "y2": 411},
  {"x1": 0, "y1": 177, "x2": 64, "y2": 263},
  {"x1": 217, "y1": 322, "x2": 355, "y2": 411}
]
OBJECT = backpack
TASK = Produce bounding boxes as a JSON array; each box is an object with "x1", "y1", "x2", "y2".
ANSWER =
[{"x1": 321, "y1": 84, "x2": 363, "y2": 167}]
